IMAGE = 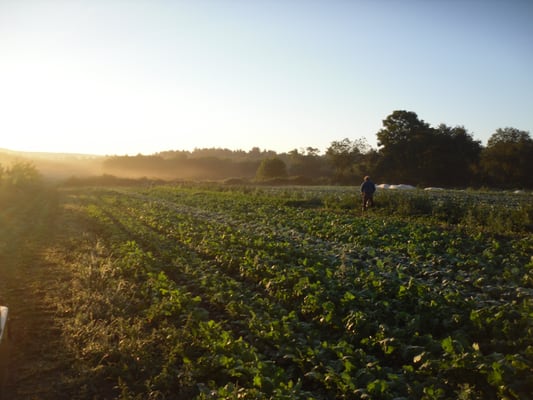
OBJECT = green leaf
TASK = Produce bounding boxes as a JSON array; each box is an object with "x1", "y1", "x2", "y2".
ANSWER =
[{"x1": 441, "y1": 336, "x2": 454, "y2": 354}]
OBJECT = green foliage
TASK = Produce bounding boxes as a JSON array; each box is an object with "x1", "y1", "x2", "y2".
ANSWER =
[
  {"x1": 288, "y1": 148, "x2": 333, "y2": 181},
  {"x1": 342, "y1": 188, "x2": 532, "y2": 234},
  {"x1": 325, "y1": 138, "x2": 371, "y2": 184},
  {"x1": 481, "y1": 127, "x2": 533, "y2": 188},
  {"x1": 56, "y1": 184, "x2": 532, "y2": 399},
  {"x1": 375, "y1": 111, "x2": 481, "y2": 186},
  {"x1": 0, "y1": 161, "x2": 43, "y2": 205},
  {"x1": 0, "y1": 161, "x2": 41, "y2": 188},
  {"x1": 255, "y1": 157, "x2": 288, "y2": 181}
]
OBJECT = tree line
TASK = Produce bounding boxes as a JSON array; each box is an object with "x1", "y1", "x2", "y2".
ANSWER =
[{"x1": 102, "y1": 110, "x2": 533, "y2": 189}]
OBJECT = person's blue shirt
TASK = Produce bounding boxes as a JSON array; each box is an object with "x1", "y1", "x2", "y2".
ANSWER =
[{"x1": 361, "y1": 180, "x2": 376, "y2": 194}]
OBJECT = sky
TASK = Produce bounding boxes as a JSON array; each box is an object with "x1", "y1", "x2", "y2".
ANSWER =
[{"x1": 1, "y1": 0, "x2": 532, "y2": 156}]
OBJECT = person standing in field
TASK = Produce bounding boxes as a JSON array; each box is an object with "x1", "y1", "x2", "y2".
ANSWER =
[{"x1": 360, "y1": 175, "x2": 376, "y2": 211}]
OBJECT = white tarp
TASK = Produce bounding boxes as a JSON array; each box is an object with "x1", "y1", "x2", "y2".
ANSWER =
[{"x1": 377, "y1": 184, "x2": 416, "y2": 190}]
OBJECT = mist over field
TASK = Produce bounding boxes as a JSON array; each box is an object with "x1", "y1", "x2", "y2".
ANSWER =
[
  {"x1": 2, "y1": 114, "x2": 533, "y2": 189},
  {"x1": 0, "y1": 148, "x2": 105, "y2": 180}
]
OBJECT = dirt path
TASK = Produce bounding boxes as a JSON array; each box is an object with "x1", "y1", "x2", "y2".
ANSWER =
[{"x1": 0, "y1": 190, "x2": 78, "y2": 399}]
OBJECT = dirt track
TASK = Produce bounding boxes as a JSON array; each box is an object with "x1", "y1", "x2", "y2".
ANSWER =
[{"x1": 0, "y1": 191, "x2": 78, "y2": 399}]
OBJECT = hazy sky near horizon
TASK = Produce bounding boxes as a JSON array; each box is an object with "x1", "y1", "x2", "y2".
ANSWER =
[{"x1": 1, "y1": 0, "x2": 532, "y2": 156}]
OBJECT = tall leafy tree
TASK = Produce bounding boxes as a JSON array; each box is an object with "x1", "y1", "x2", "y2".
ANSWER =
[
  {"x1": 375, "y1": 110, "x2": 433, "y2": 184},
  {"x1": 288, "y1": 148, "x2": 330, "y2": 180},
  {"x1": 326, "y1": 138, "x2": 369, "y2": 184},
  {"x1": 376, "y1": 111, "x2": 482, "y2": 187},
  {"x1": 429, "y1": 124, "x2": 482, "y2": 187},
  {"x1": 481, "y1": 127, "x2": 533, "y2": 188}
]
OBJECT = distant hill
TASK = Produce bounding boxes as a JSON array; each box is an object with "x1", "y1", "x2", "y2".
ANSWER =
[{"x1": 0, "y1": 148, "x2": 106, "y2": 181}]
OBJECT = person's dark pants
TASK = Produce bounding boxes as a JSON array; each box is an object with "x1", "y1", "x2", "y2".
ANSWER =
[{"x1": 362, "y1": 193, "x2": 374, "y2": 209}]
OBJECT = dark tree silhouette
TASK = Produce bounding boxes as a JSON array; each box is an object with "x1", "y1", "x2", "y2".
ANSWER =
[
  {"x1": 375, "y1": 110, "x2": 433, "y2": 184},
  {"x1": 481, "y1": 127, "x2": 533, "y2": 188}
]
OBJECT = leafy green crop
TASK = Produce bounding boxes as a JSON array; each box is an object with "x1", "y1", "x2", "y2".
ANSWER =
[{"x1": 62, "y1": 185, "x2": 532, "y2": 399}]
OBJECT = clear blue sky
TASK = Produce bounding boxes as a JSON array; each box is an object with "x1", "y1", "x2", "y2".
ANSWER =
[{"x1": 1, "y1": 0, "x2": 531, "y2": 155}]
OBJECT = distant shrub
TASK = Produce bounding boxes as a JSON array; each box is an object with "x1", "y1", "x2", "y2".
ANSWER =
[
  {"x1": 0, "y1": 161, "x2": 43, "y2": 203},
  {"x1": 1, "y1": 161, "x2": 42, "y2": 189}
]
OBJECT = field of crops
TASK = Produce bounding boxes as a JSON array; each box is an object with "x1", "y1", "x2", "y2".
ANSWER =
[
  {"x1": 37, "y1": 184, "x2": 527, "y2": 400},
  {"x1": 2, "y1": 183, "x2": 531, "y2": 399}
]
